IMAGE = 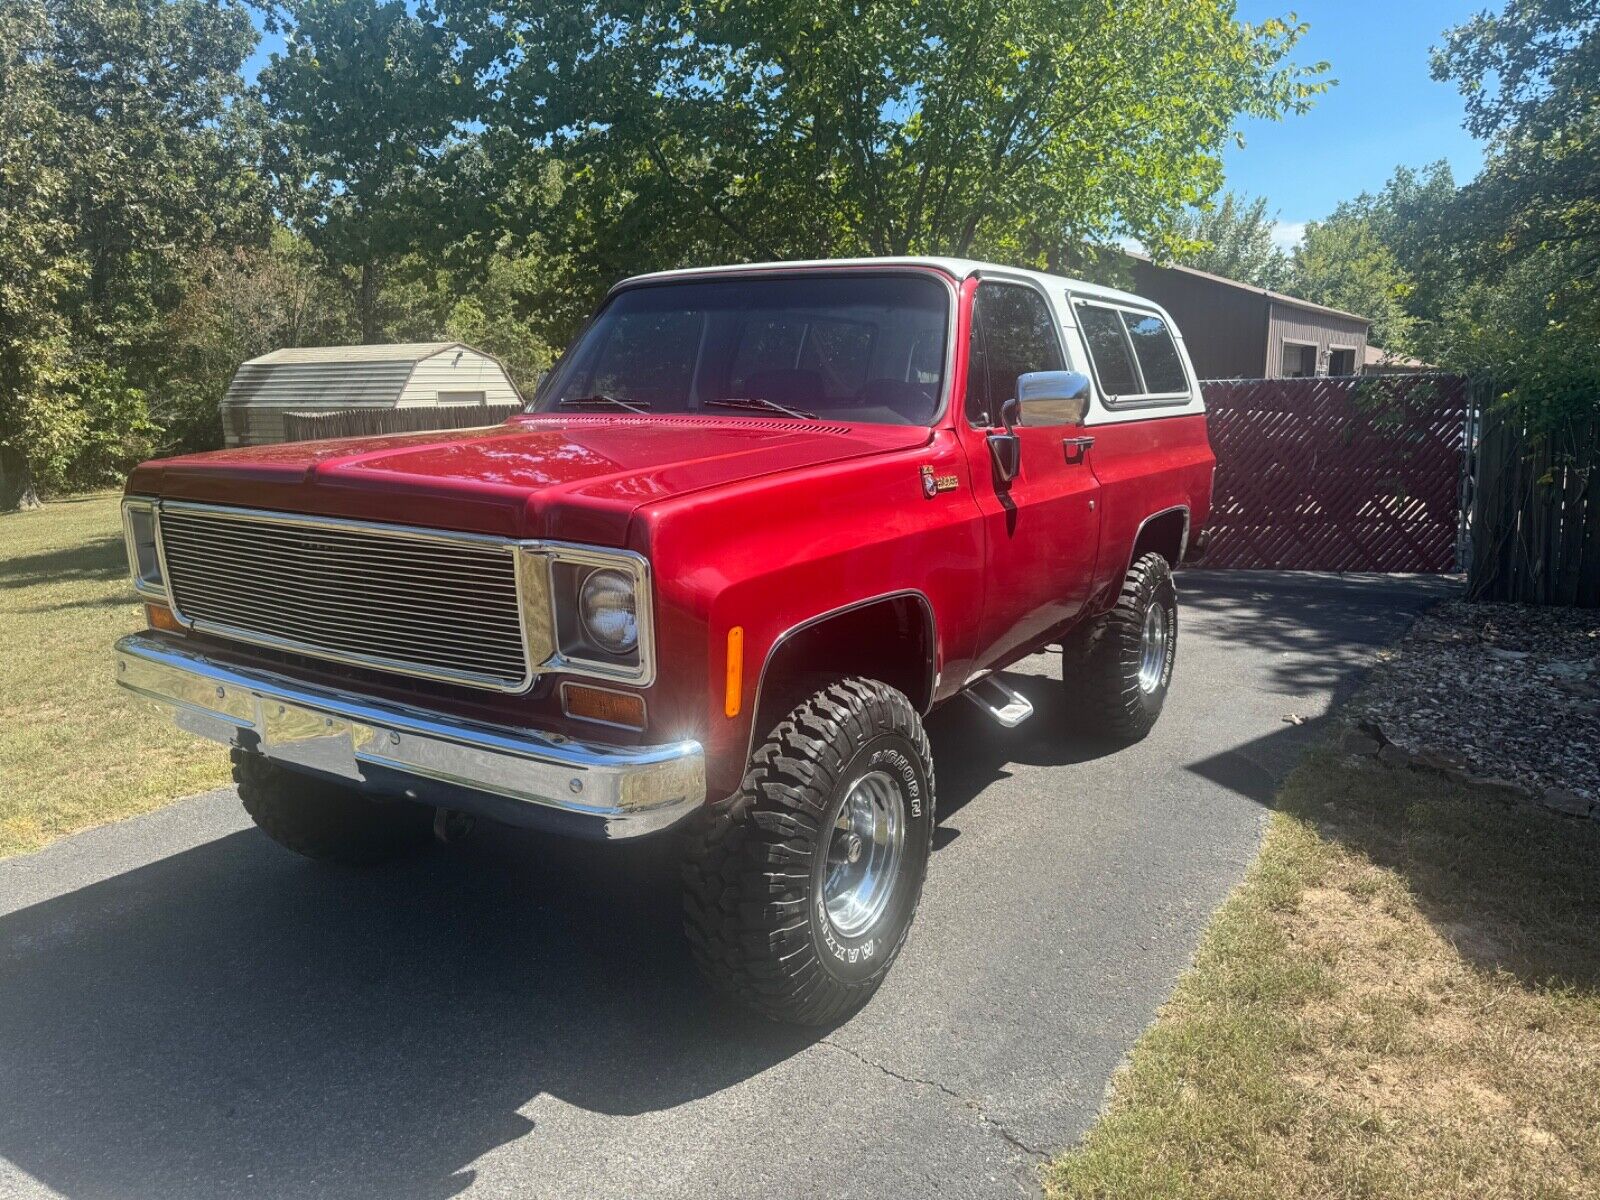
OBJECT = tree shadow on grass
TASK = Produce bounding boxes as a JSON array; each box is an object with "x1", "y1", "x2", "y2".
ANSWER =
[
  {"x1": 1301, "y1": 747, "x2": 1600, "y2": 992},
  {"x1": 0, "y1": 534, "x2": 128, "y2": 590},
  {"x1": 1189, "y1": 708, "x2": 1600, "y2": 993}
]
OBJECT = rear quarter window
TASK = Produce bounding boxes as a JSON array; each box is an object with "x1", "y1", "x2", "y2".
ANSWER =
[
  {"x1": 1076, "y1": 304, "x2": 1141, "y2": 398},
  {"x1": 1123, "y1": 313, "x2": 1188, "y2": 394},
  {"x1": 1075, "y1": 302, "x2": 1191, "y2": 404}
]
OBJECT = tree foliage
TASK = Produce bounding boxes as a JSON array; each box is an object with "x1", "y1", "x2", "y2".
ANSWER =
[
  {"x1": 260, "y1": 0, "x2": 474, "y2": 341},
  {"x1": 444, "y1": 0, "x2": 1326, "y2": 277},
  {"x1": 0, "y1": 0, "x2": 263, "y2": 500},
  {"x1": 1430, "y1": 0, "x2": 1600, "y2": 428},
  {"x1": 1165, "y1": 191, "x2": 1291, "y2": 288},
  {"x1": 1291, "y1": 214, "x2": 1417, "y2": 353},
  {"x1": 5, "y1": 0, "x2": 1336, "y2": 506}
]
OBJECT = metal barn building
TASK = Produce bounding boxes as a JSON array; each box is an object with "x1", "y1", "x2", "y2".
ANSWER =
[
  {"x1": 1127, "y1": 257, "x2": 1372, "y2": 381},
  {"x1": 220, "y1": 342, "x2": 522, "y2": 447}
]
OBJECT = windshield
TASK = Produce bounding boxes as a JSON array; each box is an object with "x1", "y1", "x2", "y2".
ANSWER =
[{"x1": 533, "y1": 273, "x2": 951, "y2": 426}]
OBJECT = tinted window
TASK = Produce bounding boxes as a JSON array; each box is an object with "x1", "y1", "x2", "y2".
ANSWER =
[
  {"x1": 538, "y1": 274, "x2": 949, "y2": 426},
  {"x1": 968, "y1": 283, "x2": 1064, "y2": 426},
  {"x1": 1123, "y1": 313, "x2": 1188, "y2": 394},
  {"x1": 1077, "y1": 304, "x2": 1141, "y2": 398},
  {"x1": 590, "y1": 310, "x2": 704, "y2": 405}
]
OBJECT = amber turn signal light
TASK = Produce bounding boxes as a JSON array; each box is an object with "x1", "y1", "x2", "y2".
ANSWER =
[
  {"x1": 724, "y1": 625, "x2": 744, "y2": 718},
  {"x1": 561, "y1": 683, "x2": 646, "y2": 730},
  {"x1": 145, "y1": 602, "x2": 182, "y2": 633}
]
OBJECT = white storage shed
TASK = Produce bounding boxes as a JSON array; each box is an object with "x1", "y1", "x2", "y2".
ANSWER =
[{"x1": 220, "y1": 342, "x2": 522, "y2": 447}]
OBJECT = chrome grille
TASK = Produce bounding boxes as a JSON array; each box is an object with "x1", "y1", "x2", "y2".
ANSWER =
[{"x1": 157, "y1": 505, "x2": 531, "y2": 691}]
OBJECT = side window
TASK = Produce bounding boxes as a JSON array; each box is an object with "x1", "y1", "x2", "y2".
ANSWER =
[
  {"x1": 972, "y1": 283, "x2": 1064, "y2": 426},
  {"x1": 1122, "y1": 312, "x2": 1188, "y2": 394},
  {"x1": 1076, "y1": 304, "x2": 1141, "y2": 398}
]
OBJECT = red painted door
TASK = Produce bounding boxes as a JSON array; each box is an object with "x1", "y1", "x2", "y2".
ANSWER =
[{"x1": 960, "y1": 280, "x2": 1102, "y2": 671}]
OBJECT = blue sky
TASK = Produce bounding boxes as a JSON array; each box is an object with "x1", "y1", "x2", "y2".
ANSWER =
[
  {"x1": 243, "y1": 1, "x2": 1487, "y2": 251},
  {"x1": 1228, "y1": 0, "x2": 1487, "y2": 247}
]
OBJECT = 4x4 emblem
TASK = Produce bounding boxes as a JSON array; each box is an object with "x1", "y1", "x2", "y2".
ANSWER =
[{"x1": 920, "y1": 465, "x2": 958, "y2": 498}]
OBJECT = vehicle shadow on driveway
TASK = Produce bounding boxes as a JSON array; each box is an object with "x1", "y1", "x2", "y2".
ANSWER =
[
  {"x1": 0, "y1": 824, "x2": 815, "y2": 1199},
  {"x1": 0, "y1": 570, "x2": 1459, "y2": 1199}
]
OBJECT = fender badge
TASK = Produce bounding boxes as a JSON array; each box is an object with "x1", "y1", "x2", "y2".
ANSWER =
[{"x1": 920, "y1": 465, "x2": 958, "y2": 498}]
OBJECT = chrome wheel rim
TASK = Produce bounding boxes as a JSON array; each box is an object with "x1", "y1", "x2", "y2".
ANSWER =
[
  {"x1": 1138, "y1": 602, "x2": 1170, "y2": 694},
  {"x1": 823, "y1": 770, "x2": 906, "y2": 937}
]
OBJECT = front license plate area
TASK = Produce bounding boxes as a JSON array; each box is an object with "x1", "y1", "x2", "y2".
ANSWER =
[{"x1": 259, "y1": 698, "x2": 363, "y2": 781}]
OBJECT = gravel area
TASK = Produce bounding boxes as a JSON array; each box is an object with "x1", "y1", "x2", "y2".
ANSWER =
[{"x1": 1349, "y1": 598, "x2": 1600, "y2": 812}]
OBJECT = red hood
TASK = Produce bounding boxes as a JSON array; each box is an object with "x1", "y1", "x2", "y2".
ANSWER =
[{"x1": 127, "y1": 414, "x2": 932, "y2": 545}]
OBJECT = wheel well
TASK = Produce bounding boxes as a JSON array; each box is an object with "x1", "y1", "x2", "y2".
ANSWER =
[
  {"x1": 751, "y1": 595, "x2": 935, "y2": 745},
  {"x1": 1131, "y1": 509, "x2": 1188, "y2": 570}
]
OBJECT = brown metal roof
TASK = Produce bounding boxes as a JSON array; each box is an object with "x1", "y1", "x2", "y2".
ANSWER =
[{"x1": 1127, "y1": 253, "x2": 1371, "y2": 326}]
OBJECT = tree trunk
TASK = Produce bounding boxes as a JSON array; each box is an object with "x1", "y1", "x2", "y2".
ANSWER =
[
  {"x1": 0, "y1": 446, "x2": 41, "y2": 512},
  {"x1": 358, "y1": 261, "x2": 382, "y2": 344}
]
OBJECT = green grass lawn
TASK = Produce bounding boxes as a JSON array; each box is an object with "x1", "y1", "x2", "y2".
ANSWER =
[
  {"x1": 0, "y1": 494, "x2": 231, "y2": 857},
  {"x1": 1048, "y1": 747, "x2": 1600, "y2": 1199}
]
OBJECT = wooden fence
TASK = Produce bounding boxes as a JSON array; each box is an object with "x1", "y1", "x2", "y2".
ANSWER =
[
  {"x1": 1200, "y1": 375, "x2": 1470, "y2": 572},
  {"x1": 282, "y1": 404, "x2": 522, "y2": 443},
  {"x1": 1467, "y1": 402, "x2": 1600, "y2": 606}
]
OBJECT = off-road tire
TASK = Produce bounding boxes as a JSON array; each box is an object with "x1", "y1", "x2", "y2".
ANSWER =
[
  {"x1": 1063, "y1": 552, "x2": 1177, "y2": 742},
  {"x1": 234, "y1": 750, "x2": 433, "y2": 865},
  {"x1": 681, "y1": 678, "x2": 935, "y2": 1026}
]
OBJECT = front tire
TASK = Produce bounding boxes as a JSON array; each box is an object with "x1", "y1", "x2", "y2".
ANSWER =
[
  {"x1": 681, "y1": 678, "x2": 935, "y2": 1026},
  {"x1": 1063, "y1": 551, "x2": 1177, "y2": 742},
  {"x1": 234, "y1": 751, "x2": 433, "y2": 865}
]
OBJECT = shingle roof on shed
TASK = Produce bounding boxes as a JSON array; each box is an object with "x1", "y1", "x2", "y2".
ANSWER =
[
  {"x1": 223, "y1": 343, "x2": 473, "y2": 410},
  {"x1": 240, "y1": 342, "x2": 463, "y2": 367}
]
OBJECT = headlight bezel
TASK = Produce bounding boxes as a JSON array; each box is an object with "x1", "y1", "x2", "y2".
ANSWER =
[
  {"x1": 533, "y1": 543, "x2": 655, "y2": 687},
  {"x1": 121, "y1": 497, "x2": 168, "y2": 600}
]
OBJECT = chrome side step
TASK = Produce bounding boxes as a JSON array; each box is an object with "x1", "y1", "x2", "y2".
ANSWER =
[{"x1": 962, "y1": 676, "x2": 1034, "y2": 728}]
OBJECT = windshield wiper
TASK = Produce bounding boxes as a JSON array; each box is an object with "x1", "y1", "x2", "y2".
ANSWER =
[
  {"x1": 702, "y1": 396, "x2": 818, "y2": 420},
  {"x1": 558, "y1": 393, "x2": 653, "y2": 415}
]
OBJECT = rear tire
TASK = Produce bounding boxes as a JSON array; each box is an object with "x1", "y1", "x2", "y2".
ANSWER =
[
  {"x1": 234, "y1": 751, "x2": 433, "y2": 865},
  {"x1": 1063, "y1": 552, "x2": 1177, "y2": 742},
  {"x1": 681, "y1": 678, "x2": 935, "y2": 1026}
]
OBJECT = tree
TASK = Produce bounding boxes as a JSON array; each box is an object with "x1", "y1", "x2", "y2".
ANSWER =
[
  {"x1": 1325, "y1": 162, "x2": 1459, "y2": 334},
  {"x1": 1431, "y1": 0, "x2": 1600, "y2": 428},
  {"x1": 0, "y1": 0, "x2": 263, "y2": 506},
  {"x1": 1166, "y1": 191, "x2": 1291, "y2": 288},
  {"x1": 1291, "y1": 216, "x2": 1416, "y2": 352},
  {"x1": 442, "y1": 0, "x2": 1327, "y2": 303},
  {"x1": 0, "y1": 3, "x2": 81, "y2": 507},
  {"x1": 260, "y1": 0, "x2": 474, "y2": 342},
  {"x1": 164, "y1": 230, "x2": 357, "y2": 452}
]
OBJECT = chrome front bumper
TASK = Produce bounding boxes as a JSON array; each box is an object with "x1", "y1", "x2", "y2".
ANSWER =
[{"x1": 114, "y1": 634, "x2": 705, "y2": 839}]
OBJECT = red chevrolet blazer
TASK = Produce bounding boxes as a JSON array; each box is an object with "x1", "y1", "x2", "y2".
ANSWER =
[{"x1": 117, "y1": 257, "x2": 1215, "y2": 1024}]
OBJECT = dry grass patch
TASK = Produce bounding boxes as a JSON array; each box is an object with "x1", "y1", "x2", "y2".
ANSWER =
[
  {"x1": 1047, "y1": 746, "x2": 1600, "y2": 1200},
  {"x1": 0, "y1": 495, "x2": 231, "y2": 856}
]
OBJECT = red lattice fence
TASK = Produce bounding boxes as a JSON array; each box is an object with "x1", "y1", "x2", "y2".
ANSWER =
[{"x1": 1200, "y1": 375, "x2": 1470, "y2": 572}]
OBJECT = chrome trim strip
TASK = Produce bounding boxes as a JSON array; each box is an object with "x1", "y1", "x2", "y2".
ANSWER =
[
  {"x1": 114, "y1": 634, "x2": 703, "y2": 839},
  {"x1": 743, "y1": 589, "x2": 939, "y2": 763},
  {"x1": 136, "y1": 499, "x2": 658, "y2": 693}
]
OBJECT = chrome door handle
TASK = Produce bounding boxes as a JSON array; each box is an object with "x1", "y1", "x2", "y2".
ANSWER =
[{"x1": 1062, "y1": 435, "x2": 1095, "y2": 463}]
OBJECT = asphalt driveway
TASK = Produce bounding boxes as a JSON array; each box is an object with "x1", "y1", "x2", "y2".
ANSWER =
[{"x1": 0, "y1": 571, "x2": 1454, "y2": 1200}]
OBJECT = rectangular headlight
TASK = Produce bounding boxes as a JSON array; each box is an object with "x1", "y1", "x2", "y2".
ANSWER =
[{"x1": 121, "y1": 499, "x2": 166, "y2": 599}]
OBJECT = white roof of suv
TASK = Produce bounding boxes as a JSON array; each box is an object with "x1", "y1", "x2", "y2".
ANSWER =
[{"x1": 617, "y1": 256, "x2": 1161, "y2": 312}]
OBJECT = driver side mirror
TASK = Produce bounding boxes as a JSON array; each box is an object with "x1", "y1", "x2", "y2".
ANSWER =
[{"x1": 1016, "y1": 370, "x2": 1092, "y2": 425}]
